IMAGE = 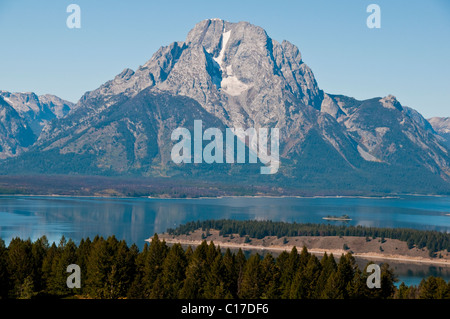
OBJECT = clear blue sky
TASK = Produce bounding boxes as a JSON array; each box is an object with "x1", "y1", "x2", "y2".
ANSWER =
[{"x1": 0, "y1": 0, "x2": 449, "y2": 118}]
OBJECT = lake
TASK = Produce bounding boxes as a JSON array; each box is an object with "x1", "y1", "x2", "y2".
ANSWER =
[{"x1": 1, "y1": 195, "x2": 450, "y2": 286}]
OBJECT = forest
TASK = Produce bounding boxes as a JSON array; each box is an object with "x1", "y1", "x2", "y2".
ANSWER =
[
  {"x1": 0, "y1": 234, "x2": 449, "y2": 299},
  {"x1": 167, "y1": 219, "x2": 450, "y2": 255}
]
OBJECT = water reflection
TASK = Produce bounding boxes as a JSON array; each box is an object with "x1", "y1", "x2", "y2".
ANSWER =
[{"x1": 1, "y1": 195, "x2": 450, "y2": 286}]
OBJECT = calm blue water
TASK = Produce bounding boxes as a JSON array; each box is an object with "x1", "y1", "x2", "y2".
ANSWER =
[{"x1": 0, "y1": 195, "x2": 450, "y2": 286}]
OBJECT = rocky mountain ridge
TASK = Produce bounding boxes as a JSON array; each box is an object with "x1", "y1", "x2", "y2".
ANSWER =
[
  {"x1": 428, "y1": 117, "x2": 450, "y2": 149},
  {"x1": 0, "y1": 91, "x2": 73, "y2": 159},
  {"x1": 1, "y1": 19, "x2": 449, "y2": 194}
]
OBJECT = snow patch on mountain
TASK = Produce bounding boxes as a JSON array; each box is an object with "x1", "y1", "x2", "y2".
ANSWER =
[
  {"x1": 221, "y1": 76, "x2": 249, "y2": 96},
  {"x1": 212, "y1": 30, "x2": 249, "y2": 96},
  {"x1": 357, "y1": 145, "x2": 381, "y2": 162},
  {"x1": 213, "y1": 30, "x2": 231, "y2": 70}
]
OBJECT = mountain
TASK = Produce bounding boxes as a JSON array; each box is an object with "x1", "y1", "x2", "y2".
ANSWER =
[
  {"x1": 0, "y1": 91, "x2": 73, "y2": 159},
  {"x1": 1, "y1": 19, "x2": 449, "y2": 194},
  {"x1": 428, "y1": 117, "x2": 450, "y2": 149},
  {"x1": 0, "y1": 96, "x2": 36, "y2": 159},
  {"x1": 0, "y1": 91, "x2": 73, "y2": 135}
]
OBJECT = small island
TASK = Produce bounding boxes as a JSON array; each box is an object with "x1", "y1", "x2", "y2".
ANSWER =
[{"x1": 322, "y1": 214, "x2": 352, "y2": 221}]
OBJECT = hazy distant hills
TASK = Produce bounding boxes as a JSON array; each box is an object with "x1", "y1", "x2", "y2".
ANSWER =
[{"x1": 0, "y1": 19, "x2": 449, "y2": 195}]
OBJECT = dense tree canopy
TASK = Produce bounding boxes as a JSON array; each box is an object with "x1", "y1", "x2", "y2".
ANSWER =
[{"x1": 0, "y1": 235, "x2": 448, "y2": 299}]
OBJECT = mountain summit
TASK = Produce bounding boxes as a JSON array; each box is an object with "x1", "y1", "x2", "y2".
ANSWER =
[{"x1": 1, "y1": 19, "x2": 449, "y2": 194}]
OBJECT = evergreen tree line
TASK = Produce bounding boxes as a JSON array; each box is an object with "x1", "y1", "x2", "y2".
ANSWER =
[
  {"x1": 0, "y1": 235, "x2": 449, "y2": 299},
  {"x1": 167, "y1": 219, "x2": 450, "y2": 254}
]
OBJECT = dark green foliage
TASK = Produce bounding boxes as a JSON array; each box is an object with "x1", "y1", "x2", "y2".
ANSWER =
[
  {"x1": 418, "y1": 276, "x2": 450, "y2": 299},
  {"x1": 7, "y1": 238, "x2": 34, "y2": 298},
  {"x1": 238, "y1": 254, "x2": 262, "y2": 299},
  {"x1": 156, "y1": 243, "x2": 186, "y2": 298},
  {"x1": 0, "y1": 238, "x2": 10, "y2": 298},
  {"x1": 0, "y1": 235, "x2": 449, "y2": 299}
]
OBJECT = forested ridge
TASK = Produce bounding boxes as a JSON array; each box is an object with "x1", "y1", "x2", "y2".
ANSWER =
[
  {"x1": 167, "y1": 219, "x2": 450, "y2": 255},
  {"x1": 0, "y1": 234, "x2": 449, "y2": 299}
]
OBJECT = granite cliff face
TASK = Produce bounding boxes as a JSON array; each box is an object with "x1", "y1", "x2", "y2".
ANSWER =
[
  {"x1": 0, "y1": 91, "x2": 73, "y2": 159},
  {"x1": 0, "y1": 95, "x2": 35, "y2": 159},
  {"x1": 0, "y1": 91, "x2": 72, "y2": 134},
  {"x1": 1, "y1": 19, "x2": 449, "y2": 193},
  {"x1": 39, "y1": 20, "x2": 323, "y2": 146}
]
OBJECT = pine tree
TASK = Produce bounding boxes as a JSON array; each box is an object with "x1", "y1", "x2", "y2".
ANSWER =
[
  {"x1": 0, "y1": 238, "x2": 10, "y2": 298},
  {"x1": 149, "y1": 274, "x2": 165, "y2": 299},
  {"x1": 320, "y1": 253, "x2": 355, "y2": 299},
  {"x1": 85, "y1": 236, "x2": 110, "y2": 298},
  {"x1": 379, "y1": 263, "x2": 397, "y2": 299},
  {"x1": 7, "y1": 238, "x2": 34, "y2": 297},
  {"x1": 17, "y1": 275, "x2": 35, "y2": 299},
  {"x1": 128, "y1": 242, "x2": 148, "y2": 298},
  {"x1": 395, "y1": 282, "x2": 410, "y2": 299},
  {"x1": 419, "y1": 276, "x2": 450, "y2": 299},
  {"x1": 204, "y1": 253, "x2": 228, "y2": 299},
  {"x1": 193, "y1": 240, "x2": 208, "y2": 260},
  {"x1": 347, "y1": 267, "x2": 368, "y2": 299},
  {"x1": 179, "y1": 256, "x2": 205, "y2": 299},
  {"x1": 298, "y1": 246, "x2": 310, "y2": 268},
  {"x1": 103, "y1": 238, "x2": 134, "y2": 299},
  {"x1": 41, "y1": 242, "x2": 58, "y2": 295},
  {"x1": 157, "y1": 243, "x2": 187, "y2": 299},
  {"x1": 238, "y1": 254, "x2": 261, "y2": 299},
  {"x1": 289, "y1": 265, "x2": 307, "y2": 299},
  {"x1": 51, "y1": 238, "x2": 78, "y2": 296},
  {"x1": 290, "y1": 254, "x2": 321, "y2": 299},
  {"x1": 303, "y1": 254, "x2": 322, "y2": 298},
  {"x1": 260, "y1": 253, "x2": 280, "y2": 299},
  {"x1": 127, "y1": 272, "x2": 146, "y2": 298},
  {"x1": 76, "y1": 237, "x2": 92, "y2": 294},
  {"x1": 206, "y1": 241, "x2": 219, "y2": 265},
  {"x1": 142, "y1": 234, "x2": 168, "y2": 297},
  {"x1": 104, "y1": 264, "x2": 123, "y2": 299},
  {"x1": 222, "y1": 248, "x2": 238, "y2": 298},
  {"x1": 275, "y1": 251, "x2": 289, "y2": 274},
  {"x1": 279, "y1": 247, "x2": 300, "y2": 298},
  {"x1": 321, "y1": 271, "x2": 345, "y2": 299},
  {"x1": 235, "y1": 248, "x2": 247, "y2": 297},
  {"x1": 337, "y1": 253, "x2": 357, "y2": 298},
  {"x1": 184, "y1": 245, "x2": 194, "y2": 264},
  {"x1": 31, "y1": 236, "x2": 49, "y2": 293},
  {"x1": 315, "y1": 252, "x2": 336, "y2": 297}
]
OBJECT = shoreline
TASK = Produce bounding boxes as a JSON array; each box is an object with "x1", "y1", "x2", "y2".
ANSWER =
[
  {"x1": 153, "y1": 237, "x2": 450, "y2": 267},
  {"x1": 1, "y1": 193, "x2": 448, "y2": 200}
]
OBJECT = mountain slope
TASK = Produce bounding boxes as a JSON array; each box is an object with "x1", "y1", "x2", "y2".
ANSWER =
[
  {"x1": 0, "y1": 91, "x2": 73, "y2": 159},
  {"x1": 1, "y1": 19, "x2": 449, "y2": 194},
  {"x1": 3, "y1": 88, "x2": 263, "y2": 178},
  {"x1": 0, "y1": 91, "x2": 73, "y2": 136},
  {"x1": 323, "y1": 95, "x2": 450, "y2": 178},
  {"x1": 428, "y1": 117, "x2": 450, "y2": 149},
  {"x1": 0, "y1": 96, "x2": 36, "y2": 159}
]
